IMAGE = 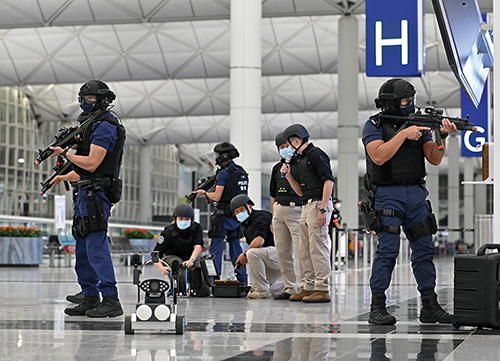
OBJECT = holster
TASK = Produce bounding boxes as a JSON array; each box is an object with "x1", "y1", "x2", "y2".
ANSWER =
[
  {"x1": 106, "y1": 178, "x2": 123, "y2": 204},
  {"x1": 72, "y1": 190, "x2": 108, "y2": 238},
  {"x1": 208, "y1": 210, "x2": 225, "y2": 238}
]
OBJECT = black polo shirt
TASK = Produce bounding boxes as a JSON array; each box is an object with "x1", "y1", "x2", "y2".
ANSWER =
[{"x1": 241, "y1": 209, "x2": 274, "y2": 247}]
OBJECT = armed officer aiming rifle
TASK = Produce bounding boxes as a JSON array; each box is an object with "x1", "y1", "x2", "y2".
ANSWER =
[
  {"x1": 45, "y1": 79, "x2": 126, "y2": 318},
  {"x1": 192, "y1": 142, "x2": 249, "y2": 284},
  {"x1": 361, "y1": 78, "x2": 458, "y2": 326}
]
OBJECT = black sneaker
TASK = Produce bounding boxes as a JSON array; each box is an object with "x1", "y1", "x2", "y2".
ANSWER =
[
  {"x1": 274, "y1": 292, "x2": 292, "y2": 300},
  {"x1": 66, "y1": 291, "x2": 85, "y2": 304},
  {"x1": 86, "y1": 295, "x2": 124, "y2": 318},
  {"x1": 64, "y1": 296, "x2": 100, "y2": 316}
]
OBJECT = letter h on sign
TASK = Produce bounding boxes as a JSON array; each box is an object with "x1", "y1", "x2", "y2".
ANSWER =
[
  {"x1": 375, "y1": 20, "x2": 408, "y2": 66},
  {"x1": 366, "y1": 0, "x2": 425, "y2": 77}
]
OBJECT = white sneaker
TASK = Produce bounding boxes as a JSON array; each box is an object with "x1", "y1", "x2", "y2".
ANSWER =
[{"x1": 247, "y1": 290, "x2": 271, "y2": 299}]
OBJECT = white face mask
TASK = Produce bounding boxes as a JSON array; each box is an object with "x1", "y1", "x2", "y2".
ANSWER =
[
  {"x1": 176, "y1": 220, "x2": 191, "y2": 230},
  {"x1": 335, "y1": 203, "x2": 341, "y2": 209}
]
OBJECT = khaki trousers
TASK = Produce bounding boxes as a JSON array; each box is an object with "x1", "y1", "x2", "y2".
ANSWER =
[
  {"x1": 272, "y1": 203, "x2": 305, "y2": 294},
  {"x1": 246, "y1": 246, "x2": 282, "y2": 292},
  {"x1": 299, "y1": 200, "x2": 332, "y2": 291}
]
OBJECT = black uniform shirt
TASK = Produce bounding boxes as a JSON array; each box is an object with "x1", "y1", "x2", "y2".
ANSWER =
[
  {"x1": 299, "y1": 143, "x2": 334, "y2": 183},
  {"x1": 241, "y1": 209, "x2": 274, "y2": 247},
  {"x1": 269, "y1": 158, "x2": 302, "y2": 205},
  {"x1": 153, "y1": 222, "x2": 203, "y2": 260}
]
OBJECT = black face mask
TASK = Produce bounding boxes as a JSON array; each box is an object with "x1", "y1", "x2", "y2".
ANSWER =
[{"x1": 399, "y1": 103, "x2": 415, "y2": 116}]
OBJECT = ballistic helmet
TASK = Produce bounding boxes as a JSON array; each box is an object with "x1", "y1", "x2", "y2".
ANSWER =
[
  {"x1": 374, "y1": 78, "x2": 416, "y2": 115},
  {"x1": 173, "y1": 203, "x2": 194, "y2": 219},
  {"x1": 230, "y1": 194, "x2": 254, "y2": 213},
  {"x1": 275, "y1": 132, "x2": 287, "y2": 148},
  {"x1": 283, "y1": 124, "x2": 310, "y2": 141},
  {"x1": 78, "y1": 80, "x2": 116, "y2": 113},
  {"x1": 213, "y1": 142, "x2": 239, "y2": 165}
]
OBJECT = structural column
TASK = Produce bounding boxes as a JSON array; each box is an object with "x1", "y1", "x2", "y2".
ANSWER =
[
  {"x1": 447, "y1": 135, "x2": 460, "y2": 244},
  {"x1": 337, "y1": 14, "x2": 359, "y2": 229},
  {"x1": 494, "y1": 1, "x2": 500, "y2": 242},
  {"x1": 139, "y1": 145, "x2": 152, "y2": 222},
  {"x1": 230, "y1": 0, "x2": 262, "y2": 208}
]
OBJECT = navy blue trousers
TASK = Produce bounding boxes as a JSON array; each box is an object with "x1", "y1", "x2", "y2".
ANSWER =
[
  {"x1": 370, "y1": 184, "x2": 436, "y2": 296},
  {"x1": 74, "y1": 189, "x2": 118, "y2": 297},
  {"x1": 210, "y1": 215, "x2": 247, "y2": 283}
]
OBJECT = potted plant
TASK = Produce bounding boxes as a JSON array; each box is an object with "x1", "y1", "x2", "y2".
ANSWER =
[
  {"x1": 122, "y1": 228, "x2": 157, "y2": 256},
  {"x1": 0, "y1": 226, "x2": 43, "y2": 265}
]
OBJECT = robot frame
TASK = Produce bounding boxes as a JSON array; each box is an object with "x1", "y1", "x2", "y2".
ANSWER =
[{"x1": 125, "y1": 251, "x2": 186, "y2": 335}]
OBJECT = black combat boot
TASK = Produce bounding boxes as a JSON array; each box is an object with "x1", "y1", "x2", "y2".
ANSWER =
[
  {"x1": 419, "y1": 292, "x2": 453, "y2": 323},
  {"x1": 64, "y1": 295, "x2": 100, "y2": 316},
  {"x1": 66, "y1": 291, "x2": 85, "y2": 304},
  {"x1": 85, "y1": 295, "x2": 124, "y2": 318},
  {"x1": 369, "y1": 293, "x2": 397, "y2": 325}
]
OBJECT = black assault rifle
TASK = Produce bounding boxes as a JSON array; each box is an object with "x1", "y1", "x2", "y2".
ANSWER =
[
  {"x1": 380, "y1": 106, "x2": 477, "y2": 151},
  {"x1": 39, "y1": 156, "x2": 73, "y2": 196},
  {"x1": 34, "y1": 113, "x2": 100, "y2": 166},
  {"x1": 185, "y1": 175, "x2": 216, "y2": 204}
]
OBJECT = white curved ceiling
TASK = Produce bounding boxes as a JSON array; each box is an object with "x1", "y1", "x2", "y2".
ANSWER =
[{"x1": 0, "y1": 0, "x2": 493, "y2": 170}]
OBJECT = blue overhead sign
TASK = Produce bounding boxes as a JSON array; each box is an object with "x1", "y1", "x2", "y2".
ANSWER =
[
  {"x1": 366, "y1": 0, "x2": 425, "y2": 77},
  {"x1": 461, "y1": 80, "x2": 488, "y2": 157}
]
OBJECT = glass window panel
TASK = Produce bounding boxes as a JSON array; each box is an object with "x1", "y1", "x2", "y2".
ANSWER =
[
  {"x1": 8, "y1": 105, "x2": 15, "y2": 123},
  {"x1": 18, "y1": 128, "x2": 24, "y2": 146}
]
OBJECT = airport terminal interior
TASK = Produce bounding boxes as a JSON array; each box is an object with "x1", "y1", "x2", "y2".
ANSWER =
[{"x1": 1, "y1": 0, "x2": 499, "y2": 360}]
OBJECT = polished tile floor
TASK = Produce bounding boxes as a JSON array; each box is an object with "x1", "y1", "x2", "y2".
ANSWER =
[{"x1": 0, "y1": 255, "x2": 499, "y2": 361}]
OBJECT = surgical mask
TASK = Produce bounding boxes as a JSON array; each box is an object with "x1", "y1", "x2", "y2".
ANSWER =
[
  {"x1": 399, "y1": 103, "x2": 415, "y2": 116},
  {"x1": 176, "y1": 220, "x2": 191, "y2": 230},
  {"x1": 335, "y1": 203, "x2": 341, "y2": 209},
  {"x1": 279, "y1": 147, "x2": 295, "y2": 159},
  {"x1": 236, "y1": 211, "x2": 249, "y2": 223},
  {"x1": 79, "y1": 97, "x2": 97, "y2": 113}
]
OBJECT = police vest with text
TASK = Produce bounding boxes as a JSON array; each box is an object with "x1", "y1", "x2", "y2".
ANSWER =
[{"x1": 217, "y1": 163, "x2": 249, "y2": 212}]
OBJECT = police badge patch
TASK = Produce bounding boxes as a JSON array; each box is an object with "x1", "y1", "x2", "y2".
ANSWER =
[{"x1": 158, "y1": 236, "x2": 164, "y2": 244}]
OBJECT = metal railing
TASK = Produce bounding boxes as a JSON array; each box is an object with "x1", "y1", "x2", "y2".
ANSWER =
[{"x1": 331, "y1": 227, "x2": 475, "y2": 272}]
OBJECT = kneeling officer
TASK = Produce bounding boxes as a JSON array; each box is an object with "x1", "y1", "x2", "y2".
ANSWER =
[
  {"x1": 153, "y1": 204, "x2": 211, "y2": 297},
  {"x1": 231, "y1": 194, "x2": 282, "y2": 299}
]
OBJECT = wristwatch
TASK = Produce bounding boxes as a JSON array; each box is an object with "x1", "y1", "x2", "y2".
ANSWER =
[
  {"x1": 319, "y1": 207, "x2": 327, "y2": 213},
  {"x1": 243, "y1": 252, "x2": 247, "y2": 258},
  {"x1": 189, "y1": 258, "x2": 195, "y2": 262},
  {"x1": 440, "y1": 132, "x2": 449, "y2": 139}
]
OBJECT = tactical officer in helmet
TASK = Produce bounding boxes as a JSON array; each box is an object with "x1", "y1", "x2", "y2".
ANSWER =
[
  {"x1": 49, "y1": 80, "x2": 126, "y2": 318},
  {"x1": 231, "y1": 194, "x2": 282, "y2": 299},
  {"x1": 362, "y1": 78, "x2": 456, "y2": 325},
  {"x1": 153, "y1": 204, "x2": 211, "y2": 297},
  {"x1": 193, "y1": 142, "x2": 249, "y2": 284},
  {"x1": 281, "y1": 124, "x2": 334, "y2": 303},
  {"x1": 269, "y1": 132, "x2": 305, "y2": 300}
]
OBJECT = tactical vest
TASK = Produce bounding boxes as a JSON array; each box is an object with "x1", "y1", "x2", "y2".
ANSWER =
[
  {"x1": 164, "y1": 223, "x2": 194, "y2": 243},
  {"x1": 274, "y1": 159, "x2": 302, "y2": 205},
  {"x1": 217, "y1": 163, "x2": 249, "y2": 210},
  {"x1": 365, "y1": 115, "x2": 426, "y2": 186},
  {"x1": 74, "y1": 113, "x2": 126, "y2": 178},
  {"x1": 292, "y1": 151, "x2": 324, "y2": 200}
]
